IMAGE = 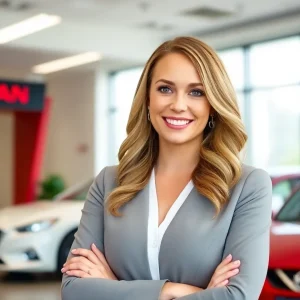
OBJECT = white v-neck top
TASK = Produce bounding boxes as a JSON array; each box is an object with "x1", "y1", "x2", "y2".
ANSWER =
[{"x1": 147, "y1": 169, "x2": 194, "y2": 280}]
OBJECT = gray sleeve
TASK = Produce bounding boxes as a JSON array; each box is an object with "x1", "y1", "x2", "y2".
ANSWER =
[
  {"x1": 177, "y1": 169, "x2": 272, "y2": 300},
  {"x1": 61, "y1": 167, "x2": 168, "y2": 300}
]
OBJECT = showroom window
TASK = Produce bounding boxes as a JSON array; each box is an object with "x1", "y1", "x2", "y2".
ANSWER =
[
  {"x1": 248, "y1": 36, "x2": 300, "y2": 171},
  {"x1": 109, "y1": 67, "x2": 143, "y2": 164},
  {"x1": 108, "y1": 35, "x2": 300, "y2": 172},
  {"x1": 218, "y1": 48, "x2": 245, "y2": 121},
  {"x1": 250, "y1": 86, "x2": 300, "y2": 168},
  {"x1": 249, "y1": 37, "x2": 300, "y2": 88},
  {"x1": 218, "y1": 48, "x2": 245, "y2": 91}
]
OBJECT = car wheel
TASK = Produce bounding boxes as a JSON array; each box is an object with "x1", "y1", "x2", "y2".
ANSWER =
[{"x1": 57, "y1": 229, "x2": 77, "y2": 276}]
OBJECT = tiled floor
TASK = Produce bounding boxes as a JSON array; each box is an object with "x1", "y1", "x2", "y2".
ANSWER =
[{"x1": 0, "y1": 273, "x2": 61, "y2": 300}]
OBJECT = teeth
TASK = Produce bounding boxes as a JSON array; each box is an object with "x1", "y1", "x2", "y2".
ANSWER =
[{"x1": 166, "y1": 118, "x2": 190, "y2": 126}]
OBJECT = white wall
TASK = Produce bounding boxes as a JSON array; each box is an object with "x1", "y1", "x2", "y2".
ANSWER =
[
  {"x1": 42, "y1": 71, "x2": 96, "y2": 187},
  {"x1": 0, "y1": 70, "x2": 41, "y2": 207},
  {"x1": 0, "y1": 112, "x2": 14, "y2": 208},
  {"x1": 0, "y1": 69, "x2": 97, "y2": 203}
]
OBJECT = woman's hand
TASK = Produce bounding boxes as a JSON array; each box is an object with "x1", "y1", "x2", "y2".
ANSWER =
[
  {"x1": 207, "y1": 254, "x2": 240, "y2": 288},
  {"x1": 160, "y1": 282, "x2": 202, "y2": 300},
  {"x1": 160, "y1": 254, "x2": 240, "y2": 300},
  {"x1": 61, "y1": 243, "x2": 117, "y2": 280}
]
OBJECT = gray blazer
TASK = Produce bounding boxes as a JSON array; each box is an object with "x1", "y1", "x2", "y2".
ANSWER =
[{"x1": 61, "y1": 164, "x2": 272, "y2": 300}]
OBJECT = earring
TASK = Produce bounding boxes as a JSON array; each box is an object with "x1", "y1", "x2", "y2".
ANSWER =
[{"x1": 208, "y1": 115, "x2": 215, "y2": 129}]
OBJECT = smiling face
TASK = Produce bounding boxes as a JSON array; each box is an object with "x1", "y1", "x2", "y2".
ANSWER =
[{"x1": 149, "y1": 52, "x2": 212, "y2": 148}]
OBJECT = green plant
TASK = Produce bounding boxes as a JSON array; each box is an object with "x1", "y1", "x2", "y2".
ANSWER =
[{"x1": 38, "y1": 174, "x2": 65, "y2": 200}]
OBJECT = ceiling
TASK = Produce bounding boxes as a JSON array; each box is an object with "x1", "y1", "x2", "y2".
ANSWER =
[{"x1": 0, "y1": 0, "x2": 300, "y2": 75}]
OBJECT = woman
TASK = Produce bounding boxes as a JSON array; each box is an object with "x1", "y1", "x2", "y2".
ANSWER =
[{"x1": 61, "y1": 37, "x2": 272, "y2": 300}]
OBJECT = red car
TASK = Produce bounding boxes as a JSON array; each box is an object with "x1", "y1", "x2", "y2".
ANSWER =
[
  {"x1": 260, "y1": 186, "x2": 300, "y2": 299},
  {"x1": 271, "y1": 173, "x2": 300, "y2": 199},
  {"x1": 271, "y1": 174, "x2": 300, "y2": 213}
]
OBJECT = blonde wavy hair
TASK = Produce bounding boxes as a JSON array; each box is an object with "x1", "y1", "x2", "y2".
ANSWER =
[{"x1": 107, "y1": 36, "x2": 247, "y2": 216}]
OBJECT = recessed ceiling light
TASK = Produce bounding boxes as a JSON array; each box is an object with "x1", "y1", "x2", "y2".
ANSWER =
[
  {"x1": 0, "y1": 13, "x2": 61, "y2": 44},
  {"x1": 32, "y1": 52, "x2": 102, "y2": 74}
]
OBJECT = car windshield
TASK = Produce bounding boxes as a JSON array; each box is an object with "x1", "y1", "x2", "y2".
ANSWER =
[
  {"x1": 276, "y1": 189, "x2": 300, "y2": 223},
  {"x1": 272, "y1": 179, "x2": 292, "y2": 200}
]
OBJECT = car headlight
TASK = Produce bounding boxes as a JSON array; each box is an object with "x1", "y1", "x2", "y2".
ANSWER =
[{"x1": 16, "y1": 218, "x2": 58, "y2": 233}]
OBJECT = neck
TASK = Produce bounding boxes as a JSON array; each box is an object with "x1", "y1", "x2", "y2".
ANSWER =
[{"x1": 156, "y1": 138, "x2": 201, "y2": 174}]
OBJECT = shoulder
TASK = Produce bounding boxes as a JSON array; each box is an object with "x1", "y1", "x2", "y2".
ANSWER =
[
  {"x1": 231, "y1": 164, "x2": 272, "y2": 210},
  {"x1": 95, "y1": 165, "x2": 118, "y2": 181},
  {"x1": 94, "y1": 165, "x2": 118, "y2": 197},
  {"x1": 238, "y1": 164, "x2": 272, "y2": 191}
]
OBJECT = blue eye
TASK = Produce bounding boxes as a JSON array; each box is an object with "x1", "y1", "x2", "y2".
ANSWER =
[
  {"x1": 190, "y1": 89, "x2": 204, "y2": 97},
  {"x1": 158, "y1": 86, "x2": 172, "y2": 94}
]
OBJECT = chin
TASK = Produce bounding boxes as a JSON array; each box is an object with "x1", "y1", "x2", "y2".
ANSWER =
[{"x1": 161, "y1": 135, "x2": 193, "y2": 146}]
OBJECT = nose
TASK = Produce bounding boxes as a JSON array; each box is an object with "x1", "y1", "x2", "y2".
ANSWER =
[{"x1": 170, "y1": 94, "x2": 187, "y2": 113}]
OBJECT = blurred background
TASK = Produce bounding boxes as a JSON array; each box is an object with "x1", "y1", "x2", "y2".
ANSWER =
[{"x1": 0, "y1": 0, "x2": 300, "y2": 299}]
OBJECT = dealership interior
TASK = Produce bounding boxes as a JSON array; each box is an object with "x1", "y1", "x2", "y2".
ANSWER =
[{"x1": 0, "y1": 0, "x2": 300, "y2": 299}]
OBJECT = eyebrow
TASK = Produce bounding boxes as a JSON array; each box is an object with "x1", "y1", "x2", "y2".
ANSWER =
[{"x1": 155, "y1": 79, "x2": 203, "y2": 87}]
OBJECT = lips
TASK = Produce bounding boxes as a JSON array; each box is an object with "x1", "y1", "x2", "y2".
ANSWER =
[{"x1": 162, "y1": 117, "x2": 193, "y2": 129}]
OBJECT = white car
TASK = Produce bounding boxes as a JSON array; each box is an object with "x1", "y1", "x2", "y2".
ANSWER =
[{"x1": 0, "y1": 178, "x2": 92, "y2": 274}]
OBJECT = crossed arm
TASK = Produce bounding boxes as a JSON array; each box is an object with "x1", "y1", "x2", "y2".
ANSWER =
[
  {"x1": 61, "y1": 168, "x2": 272, "y2": 300},
  {"x1": 62, "y1": 243, "x2": 239, "y2": 299}
]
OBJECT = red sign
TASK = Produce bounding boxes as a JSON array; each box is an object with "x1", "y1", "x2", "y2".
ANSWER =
[
  {"x1": 0, "y1": 79, "x2": 45, "y2": 111},
  {"x1": 0, "y1": 83, "x2": 29, "y2": 104}
]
